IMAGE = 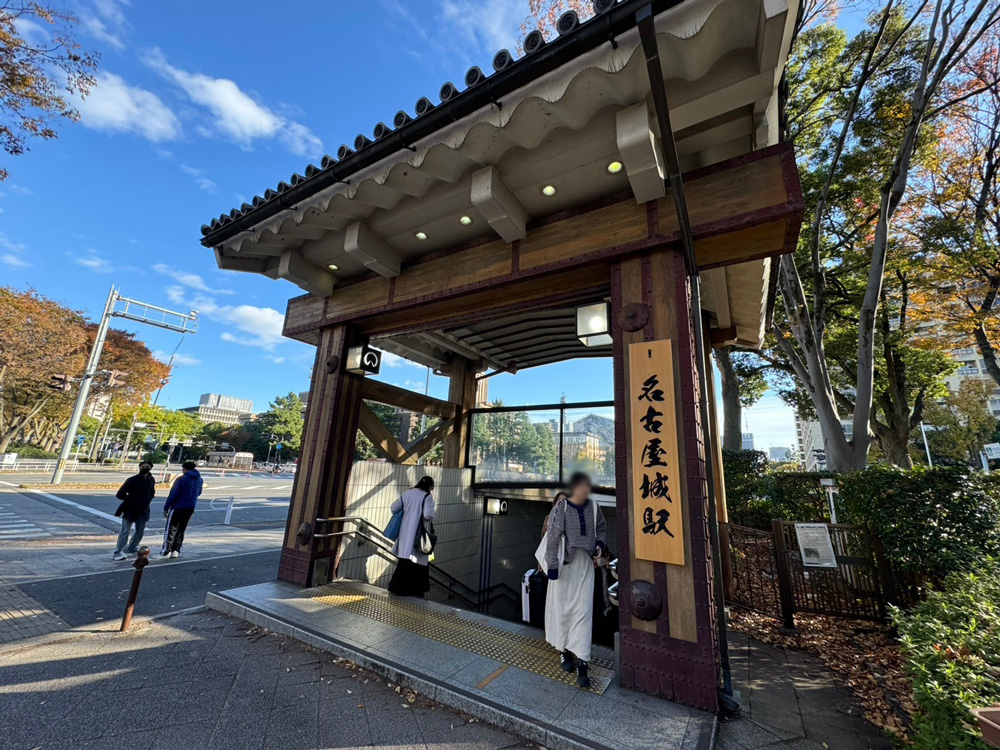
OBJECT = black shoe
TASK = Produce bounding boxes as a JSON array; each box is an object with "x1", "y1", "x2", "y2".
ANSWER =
[
  {"x1": 560, "y1": 651, "x2": 576, "y2": 673},
  {"x1": 577, "y1": 661, "x2": 591, "y2": 688}
]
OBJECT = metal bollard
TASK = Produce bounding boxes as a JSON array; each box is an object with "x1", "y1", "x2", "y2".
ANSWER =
[
  {"x1": 224, "y1": 496, "x2": 235, "y2": 525},
  {"x1": 120, "y1": 546, "x2": 150, "y2": 632}
]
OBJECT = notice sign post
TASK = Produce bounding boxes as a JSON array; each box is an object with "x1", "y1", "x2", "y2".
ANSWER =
[
  {"x1": 628, "y1": 339, "x2": 685, "y2": 565},
  {"x1": 794, "y1": 523, "x2": 838, "y2": 568}
]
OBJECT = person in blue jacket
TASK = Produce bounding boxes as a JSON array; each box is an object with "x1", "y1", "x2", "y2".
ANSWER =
[{"x1": 160, "y1": 460, "x2": 203, "y2": 559}]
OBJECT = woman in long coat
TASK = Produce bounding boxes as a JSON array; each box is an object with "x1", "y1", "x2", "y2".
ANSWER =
[
  {"x1": 544, "y1": 472, "x2": 607, "y2": 688},
  {"x1": 387, "y1": 476, "x2": 436, "y2": 597}
]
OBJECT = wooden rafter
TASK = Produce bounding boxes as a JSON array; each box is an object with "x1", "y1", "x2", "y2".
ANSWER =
[
  {"x1": 361, "y1": 379, "x2": 457, "y2": 419},
  {"x1": 358, "y1": 402, "x2": 408, "y2": 463}
]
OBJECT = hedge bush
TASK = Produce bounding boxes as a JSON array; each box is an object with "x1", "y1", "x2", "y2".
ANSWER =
[
  {"x1": 722, "y1": 450, "x2": 829, "y2": 529},
  {"x1": 4, "y1": 444, "x2": 59, "y2": 459},
  {"x1": 894, "y1": 560, "x2": 1000, "y2": 749},
  {"x1": 838, "y1": 466, "x2": 1000, "y2": 584}
]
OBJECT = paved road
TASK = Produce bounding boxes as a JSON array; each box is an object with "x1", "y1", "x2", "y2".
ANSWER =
[
  {"x1": 0, "y1": 476, "x2": 293, "y2": 534},
  {"x1": 17, "y1": 549, "x2": 280, "y2": 628}
]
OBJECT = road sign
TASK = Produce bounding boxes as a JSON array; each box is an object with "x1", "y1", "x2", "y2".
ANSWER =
[
  {"x1": 77, "y1": 435, "x2": 86, "y2": 444},
  {"x1": 276, "y1": 443, "x2": 283, "y2": 450}
]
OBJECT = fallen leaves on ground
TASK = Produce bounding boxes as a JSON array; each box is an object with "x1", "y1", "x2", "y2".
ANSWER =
[{"x1": 729, "y1": 609, "x2": 916, "y2": 742}]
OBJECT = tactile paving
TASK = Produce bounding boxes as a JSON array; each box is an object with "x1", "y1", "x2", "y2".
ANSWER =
[{"x1": 301, "y1": 581, "x2": 614, "y2": 694}]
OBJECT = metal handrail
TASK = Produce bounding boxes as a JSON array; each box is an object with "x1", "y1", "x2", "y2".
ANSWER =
[{"x1": 315, "y1": 516, "x2": 518, "y2": 609}]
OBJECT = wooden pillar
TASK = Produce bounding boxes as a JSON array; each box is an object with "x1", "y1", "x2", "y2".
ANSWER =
[
  {"x1": 443, "y1": 356, "x2": 478, "y2": 467},
  {"x1": 612, "y1": 248, "x2": 720, "y2": 713},
  {"x1": 278, "y1": 324, "x2": 365, "y2": 587}
]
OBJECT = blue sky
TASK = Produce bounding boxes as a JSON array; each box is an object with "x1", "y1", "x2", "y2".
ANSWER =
[{"x1": 2, "y1": 0, "x2": 797, "y2": 450}]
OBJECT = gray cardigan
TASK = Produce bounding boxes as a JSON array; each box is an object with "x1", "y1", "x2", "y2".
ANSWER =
[{"x1": 544, "y1": 498, "x2": 607, "y2": 579}]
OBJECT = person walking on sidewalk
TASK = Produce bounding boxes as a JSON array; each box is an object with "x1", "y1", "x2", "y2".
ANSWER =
[
  {"x1": 112, "y1": 461, "x2": 156, "y2": 561},
  {"x1": 160, "y1": 460, "x2": 203, "y2": 559}
]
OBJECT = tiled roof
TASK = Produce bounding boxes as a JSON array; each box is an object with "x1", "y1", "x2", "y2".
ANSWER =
[{"x1": 199, "y1": 0, "x2": 643, "y2": 244}]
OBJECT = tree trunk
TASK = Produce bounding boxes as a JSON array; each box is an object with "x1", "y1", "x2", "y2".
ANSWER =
[{"x1": 716, "y1": 348, "x2": 743, "y2": 451}]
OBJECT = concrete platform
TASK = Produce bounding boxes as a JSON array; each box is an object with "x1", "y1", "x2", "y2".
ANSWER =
[{"x1": 207, "y1": 580, "x2": 716, "y2": 750}]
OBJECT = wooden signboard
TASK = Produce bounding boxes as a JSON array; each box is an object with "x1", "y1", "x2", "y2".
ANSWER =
[{"x1": 628, "y1": 339, "x2": 685, "y2": 565}]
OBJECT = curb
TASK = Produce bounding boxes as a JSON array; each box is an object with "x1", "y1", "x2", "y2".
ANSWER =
[
  {"x1": 0, "y1": 605, "x2": 206, "y2": 655},
  {"x1": 206, "y1": 591, "x2": 717, "y2": 750}
]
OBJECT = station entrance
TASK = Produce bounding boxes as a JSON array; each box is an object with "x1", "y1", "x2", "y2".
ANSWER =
[{"x1": 199, "y1": 0, "x2": 802, "y2": 717}]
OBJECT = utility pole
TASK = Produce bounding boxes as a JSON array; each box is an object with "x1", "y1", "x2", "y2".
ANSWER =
[
  {"x1": 51, "y1": 287, "x2": 198, "y2": 484},
  {"x1": 52, "y1": 286, "x2": 118, "y2": 484}
]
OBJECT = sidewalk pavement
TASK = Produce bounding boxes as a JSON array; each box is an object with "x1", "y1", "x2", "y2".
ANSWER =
[
  {"x1": 718, "y1": 630, "x2": 892, "y2": 750},
  {"x1": 0, "y1": 487, "x2": 282, "y2": 645},
  {"x1": 0, "y1": 610, "x2": 532, "y2": 750}
]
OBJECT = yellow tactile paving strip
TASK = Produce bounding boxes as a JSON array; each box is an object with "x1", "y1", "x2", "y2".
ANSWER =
[{"x1": 300, "y1": 581, "x2": 614, "y2": 694}]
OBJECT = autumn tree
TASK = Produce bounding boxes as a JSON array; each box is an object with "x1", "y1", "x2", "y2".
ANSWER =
[
  {"x1": 924, "y1": 378, "x2": 999, "y2": 465},
  {"x1": 912, "y1": 36, "x2": 1000, "y2": 384},
  {"x1": 0, "y1": 287, "x2": 86, "y2": 452},
  {"x1": 773, "y1": 1, "x2": 999, "y2": 471},
  {"x1": 0, "y1": 2, "x2": 98, "y2": 180}
]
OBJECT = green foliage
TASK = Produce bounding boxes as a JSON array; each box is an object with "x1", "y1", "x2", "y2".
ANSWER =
[
  {"x1": 141, "y1": 449, "x2": 168, "y2": 464},
  {"x1": 243, "y1": 392, "x2": 306, "y2": 461},
  {"x1": 894, "y1": 560, "x2": 1000, "y2": 750},
  {"x1": 472, "y1": 401, "x2": 559, "y2": 476},
  {"x1": 839, "y1": 466, "x2": 1000, "y2": 583},
  {"x1": 6, "y1": 443, "x2": 58, "y2": 459},
  {"x1": 722, "y1": 450, "x2": 829, "y2": 529}
]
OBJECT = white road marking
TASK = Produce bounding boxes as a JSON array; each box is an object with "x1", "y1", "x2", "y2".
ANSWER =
[
  {"x1": 0, "y1": 502, "x2": 52, "y2": 539},
  {"x1": 24, "y1": 548, "x2": 282, "y2": 583},
  {"x1": 25, "y1": 489, "x2": 119, "y2": 523},
  {"x1": 0, "y1": 480, "x2": 18, "y2": 487}
]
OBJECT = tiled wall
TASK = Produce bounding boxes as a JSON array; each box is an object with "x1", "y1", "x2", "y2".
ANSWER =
[
  {"x1": 336, "y1": 460, "x2": 620, "y2": 620},
  {"x1": 336, "y1": 461, "x2": 482, "y2": 606}
]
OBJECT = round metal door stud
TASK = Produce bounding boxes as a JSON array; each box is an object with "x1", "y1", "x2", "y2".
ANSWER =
[
  {"x1": 625, "y1": 580, "x2": 663, "y2": 621},
  {"x1": 617, "y1": 302, "x2": 650, "y2": 332}
]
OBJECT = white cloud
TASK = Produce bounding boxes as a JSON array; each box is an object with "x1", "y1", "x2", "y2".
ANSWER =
[
  {"x1": 153, "y1": 263, "x2": 232, "y2": 294},
  {"x1": 75, "y1": 249, "x2": 112, "y2": 272},
  {"x1": 83, "y1": 0, "x2": 130, "y2": 50},
  {"x1": 382, "y1": 352, "x2": 408, "y2": 368},
  {"x1": 166, "y1": 286, "x2": 285, "y2": 350},
  {"x1": 146, "y1": 49, "x2": 322, "y2": 157},
  {"x1": 179, "y1": 164, "x2": 217, "y2": 193},
  {"x1": 9, "y1": 185, "x2": 31, "y2": 195},
  {"x1": 2, "y1": 254, "x2": 30, "y2": 269},
  {"x1": 438, "y1": 0, "x2": 525, "y2": 56},
  {"x1": 1, "y1": 233, "x2": 29, "y2": 267},
  {"x1": 77, "y1": 72, "x2": 180, "y2": 142},
  {"x1": 264, "y1": 355, "x2": 286, "y2": 365},
  {"x1": 152, "y1": 350, "x2": 200, "y2": 366}
]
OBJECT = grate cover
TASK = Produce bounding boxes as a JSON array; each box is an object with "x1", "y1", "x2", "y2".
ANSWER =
[{"x1": 301, "y1": 581, "x2": 614, "y2": 694}]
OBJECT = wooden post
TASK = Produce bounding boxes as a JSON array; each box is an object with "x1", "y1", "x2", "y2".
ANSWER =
[
  {"x1": 444, "y1": 356, "x2": 478, "y2": 468},
  {"x1": 278, "y1": 324, "x2": 365, "y2": 587},
  {"x1": 612, "y1": 248, "x2": 720, "y2": 713}
]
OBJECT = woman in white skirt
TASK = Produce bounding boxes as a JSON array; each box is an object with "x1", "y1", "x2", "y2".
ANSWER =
[{"x1": 544, "y1": 472, "x2": 608, "y2": 687}]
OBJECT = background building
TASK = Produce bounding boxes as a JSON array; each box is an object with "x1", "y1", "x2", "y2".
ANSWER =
[
  {"x1": 741, "y1": 432, "x2": 755, "y2": 451},
  {"x1": 181, "y1": 393, "x2": 254, "y2": 426},
  {"x1": 768, "y1": 446, "x2": 793, "y2": 462}
]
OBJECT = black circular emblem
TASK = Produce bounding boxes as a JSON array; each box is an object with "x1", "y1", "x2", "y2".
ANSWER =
[
  {"x1": 617, "y1": 303, "x2": 650, "y2": 332},
  {"x1": 625, "y1": 580, "x2": 663, "y2": 621}
]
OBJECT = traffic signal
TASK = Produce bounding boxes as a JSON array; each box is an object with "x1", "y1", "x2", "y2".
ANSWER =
[
  {"x1": 48, "y1": 374, "x2": 71, "y2": 392},
  {"x1": 108, "y1": 370, "x2": 128, "y2": 387}
]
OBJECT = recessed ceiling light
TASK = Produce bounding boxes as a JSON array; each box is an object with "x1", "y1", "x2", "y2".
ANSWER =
[
  {"x1": 541, "y1": 185, "x2": 557, "y2": 197},
  {"x1": 459, "y1": 215, "x2": 473, "y2": 225},
  {"x1": 327, "y1": 263, "x2": 339, "y2": 271},
  {"x1": 415, "y1": 231, "x2": 428, "y2": 240},
  {"x1": 606, "y1": 161, "x2": 623, "y2": 174}
]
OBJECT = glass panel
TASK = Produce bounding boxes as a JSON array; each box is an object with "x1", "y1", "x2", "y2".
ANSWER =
[
  {"x1": 470, "y1": 408, "x2": 560, "y2": 483},
  {"x1": 561, "y1": 406, "x2": 616, "y2": 488}
]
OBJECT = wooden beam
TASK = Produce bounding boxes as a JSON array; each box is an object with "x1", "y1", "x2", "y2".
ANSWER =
[
  {"x1": 710, "y1": 327, "x2": 738, "y2": 347},
  {"x1": 277, "y1": 251, "x2": 336, "y2": 297},
  {"x1": 361, "y1": 379, "x2": 457, "y2": 419},
  {"x1": 358, "y1": 402, "x2": 408, "y2": 463},
  {"x1": 345, "y1": 222, "x2": 403, "y2": 278},
  {"x1": 405, "y1": 418, "x2": 456, "y2": 462},
  {"x1": 471, "y1": 166, "x2": 529, "y2": 242},
  {"x1": 283, "y1": 144, "x2": 801, "y2": 336}
]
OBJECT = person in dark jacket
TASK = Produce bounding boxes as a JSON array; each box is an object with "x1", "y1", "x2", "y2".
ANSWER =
[
  {"x1": 112, "y1": 461, "x2": 156, "y2": 560},
  {"x1": 160, "y1": 460, "x2": 203, "y2": 559}
]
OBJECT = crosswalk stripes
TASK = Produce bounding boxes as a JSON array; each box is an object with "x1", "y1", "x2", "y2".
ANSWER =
[{"x1": 0, "y1": 507, "x2": 51, "y2": 540}]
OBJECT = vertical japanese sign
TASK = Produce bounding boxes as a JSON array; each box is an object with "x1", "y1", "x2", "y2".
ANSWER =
[{"x1": 629, "y1": 340, "x2": 685, "y2": 565}]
